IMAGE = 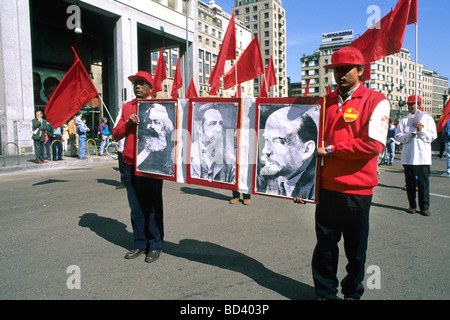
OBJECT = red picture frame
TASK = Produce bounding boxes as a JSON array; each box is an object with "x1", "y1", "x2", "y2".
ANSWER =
[
  {"x1": 252, "y1": 97, "x2": 324, "y2": 204},
  {"x1": 135, "y1": 99, "x2": 179, "y2": 182},
  {"x1": 185, "y1": 98, "x2": 242, "y2": 191}
]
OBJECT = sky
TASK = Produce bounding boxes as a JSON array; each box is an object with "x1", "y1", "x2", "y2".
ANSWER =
[{"x1": 212, "y1": 0, "x2": 450, "y2": 84}]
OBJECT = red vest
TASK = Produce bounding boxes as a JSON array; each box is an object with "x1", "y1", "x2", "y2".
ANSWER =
[{"x1": 321, "y1": 84, "x2": 387, "y2": 195}]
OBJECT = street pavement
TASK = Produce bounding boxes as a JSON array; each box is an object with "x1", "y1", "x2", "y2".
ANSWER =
[{"x1": 0, "y1": 151, "x2": 449, "y2": 303}]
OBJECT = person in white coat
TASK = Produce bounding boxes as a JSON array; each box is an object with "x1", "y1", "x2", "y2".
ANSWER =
[{"x1": 395, "y1": 95, "x2": 437, "y2": 216}]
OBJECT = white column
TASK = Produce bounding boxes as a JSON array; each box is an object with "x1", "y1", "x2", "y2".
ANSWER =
[
  {"x1": 114, "y1": 16, "x2": 138, "y2": 107},
  {"x1": 174, "y1": 0, "x2": 182, "y2": 13},
  {"x1": 159, "y1": 0, "x2": 169, "y2": 6},
  {"x1": 0, "y1": 0, "x2": 34, "y2": 155}
]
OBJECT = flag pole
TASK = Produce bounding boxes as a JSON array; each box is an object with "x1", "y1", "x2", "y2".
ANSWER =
[
  {"x1": 415, "y1": 22, "x2": 418, "y2": 106},
  {"x1": 98, "y1": 94, "x2": 115, "y2": 125}
]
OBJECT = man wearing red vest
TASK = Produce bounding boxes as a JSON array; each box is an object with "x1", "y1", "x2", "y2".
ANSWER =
[
  {"x1": 113, "y1": 71, "x2": 164, "y2": 264},
  {"x1": 296, "y1": 47, "x2": 390, "y2": 300}
]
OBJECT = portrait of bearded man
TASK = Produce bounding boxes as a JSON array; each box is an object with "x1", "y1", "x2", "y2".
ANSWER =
[
  {"x1": 256, "y1": 105, "x2": 319, "y2": 201},
  {"x1": 190, "y1": 102, "x2": 237, "y2": 184},
  {"x1": 137, "y1": 102, "x2": 175, "y2": 176}
]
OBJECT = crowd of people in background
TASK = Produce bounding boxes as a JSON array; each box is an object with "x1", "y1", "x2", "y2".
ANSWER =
[{"x1": 32, "y1": 73, "x2": 111, "y2": 163}]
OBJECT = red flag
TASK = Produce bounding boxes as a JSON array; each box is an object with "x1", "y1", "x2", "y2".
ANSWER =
[
  {"x1": 408, "y1": 0, "x2": 418, "y2": 25},
  {"x1": 171, "y1": 58, "x2": 183, "y2": 99},
  {"x1": 185, "y1": 77, "x2": 198, "y2": 99},
  {"x1": 259, "y1": 56, "x2": 277, "y2": 98},
  {"x1": 44, "y1": 47, "x2": 98, "y2": 128},
  {"x1": 303, "y1": 78, "x2": 311, "y2": 97},
  {"x1": 350, "y1": 0, "x2": 417, "y2": 81},
  {"x1": 223, "y1": 36, "x2": 264, "y2": 90},
  {"x1": 436, "y1": 100, "x2": 450, "y2": 132},
  {"x1": 152, "y1": 48, "x2": 167, "y2": 95},
  {"x1": 209, "y1": 11, "x2": 236, "y2": 96}
]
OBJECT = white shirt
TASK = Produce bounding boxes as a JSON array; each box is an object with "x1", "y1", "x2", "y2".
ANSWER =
[{"x1": 395, "y1": 110, "x2": 437, "y2": 165}]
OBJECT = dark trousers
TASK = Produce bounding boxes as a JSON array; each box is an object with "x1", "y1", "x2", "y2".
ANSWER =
[
  {"x1": 124, "y1": 163, "x2": 164, "y2": 251},
  {"x1": 51, "y1": 135, "x2": 63, "y2": 160},
  {"x1": 403, "y1": 165, "x2": 430, "y2": 211},
  {"x1": 117, "y1": 152, "x2": 125, "y2": 185},
  {"x1": 34, "y1": 140, "x2": 45, "y2": 161},
  {"x1": 312, "y1": 188, "x2": 372, "y2": 300},
  {"x1": 232, "y1": 190, "x2": 251, "y2": 199}
]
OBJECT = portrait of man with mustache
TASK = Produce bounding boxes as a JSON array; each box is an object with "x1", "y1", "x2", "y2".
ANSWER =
[
  {"x1": 256, "y1": 106, "x2": 318, "y2": 201},
  {"x1": 137, "y1": 102, "x2": 175, "y2": 176},
  {"x1": 190, "y1": 102, "x2": 236, "y2": 184}
]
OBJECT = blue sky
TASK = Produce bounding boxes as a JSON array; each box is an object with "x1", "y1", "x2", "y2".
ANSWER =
[{"x1": 213, "y1": 0, "x2": 450, "y2": 84}]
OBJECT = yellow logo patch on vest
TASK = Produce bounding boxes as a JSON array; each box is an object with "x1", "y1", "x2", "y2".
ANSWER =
[{"x1": 343, "y1": 107, "x2": 359, "y2": 122}]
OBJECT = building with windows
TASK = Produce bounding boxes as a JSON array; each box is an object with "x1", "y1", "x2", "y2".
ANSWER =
[
  {"x1": 196, "y1": 0, "x2": 253, "y2": 97},
  {"x1": 300, "y1": 30, "x2": 448, "y2": 121},
  {"x1": 0, "y1": 0, "x2": 199, "y2": 155},
  {"x1": 150, "y1": 0, "x2": 253, "y2": 98},
  {"x1": 233, "y1": 0, "x2": 288, "y2": 97}
]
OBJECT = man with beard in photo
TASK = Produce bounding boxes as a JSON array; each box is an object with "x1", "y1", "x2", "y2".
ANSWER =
[
  {"x1": 190, "y1": 103, "x2": 235, "y2": 184},
  {"x1": 257, "y1": 107, "x2": 317, "y2": 200},
  {"x1": 137, "y1": 103, "x2": 175, "y2": 176}
]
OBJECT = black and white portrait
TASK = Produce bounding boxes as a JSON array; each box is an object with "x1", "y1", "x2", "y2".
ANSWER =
[
  {"x1": 190, "y1": 102, "x2": 238, "y2": 184},
  {"x1": 255, "y1": 104, "x2": 319, "y2": 201},
  {"x1": 137, "y1": 101, "x2": 176, "y2": 176}
]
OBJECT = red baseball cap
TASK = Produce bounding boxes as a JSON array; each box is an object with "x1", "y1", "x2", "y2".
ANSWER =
[
  {"x1": 407, "y1": 95, "x2": 422, "y2": 104},
  {"x1": 324, "y1": 47, "x2": 365, "y2": 69},
  {"x1": 128, "y1": 71, "x2": 154, "y2": 87}
]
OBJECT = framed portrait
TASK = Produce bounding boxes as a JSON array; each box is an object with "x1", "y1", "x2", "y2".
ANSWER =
[
  {"x1": 186, "y1": 98, "x2": 242, "y2": 191},
  {"x1": 252, "y1": 97, "x2": 324, "y2": 203},
  {"x1": 135, "y1": 99, "x2": 178, "y2": 182}
]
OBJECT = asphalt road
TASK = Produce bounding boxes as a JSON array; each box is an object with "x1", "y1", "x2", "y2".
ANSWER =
[{"x1": 0, "y1": 155, "x2": 448, "y2": 303}]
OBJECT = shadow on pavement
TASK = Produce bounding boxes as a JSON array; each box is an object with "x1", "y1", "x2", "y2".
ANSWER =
[
  {"x1": 78, "y1": 213, "x2": 316, "y2": 300},
  {"x1": 180, "y1": 186, "x2": 231, "y2": 201},
  {"x1": 32, "y1": 179, "x2": 69, "y2": 186}
]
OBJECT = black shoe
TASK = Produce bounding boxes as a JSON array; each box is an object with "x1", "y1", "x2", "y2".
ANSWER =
[
  {"x1": 145, "y1": 249, "x2": 162, "y2": 263},
  {"x1": 124, "y1": 249, "x2": 145, "y2": 259}
]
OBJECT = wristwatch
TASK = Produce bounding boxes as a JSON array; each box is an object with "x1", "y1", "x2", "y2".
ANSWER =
[{"x1": 325, "y1": 146, "x2": 333, "y2": 156}]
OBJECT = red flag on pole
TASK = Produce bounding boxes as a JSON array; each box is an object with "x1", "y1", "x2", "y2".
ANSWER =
[
  {"x1": 303, "y1": 78, "x2": 311, "y2": 97},
  {"x1": 44, "y1": 47, "x2": 98, "y2": 129},
  {"x1": 223, "y1": 36, "x2": 264, "y2": 90},
  {"x1": 408, "y1": 0, "x2": 418, "y2": 25},
  {"x1": 171, "y1": 58, "x2": 183, "y2": 99},
  {"x1": 259, "y1": 56, "x2": 277, "y2": 98},
  {"x1": 436, "y1": 100, "x2": 450, "y2": 132},
  {"x1": 185, "y1": 77, "x2": 198, "y2": 99},
  {"x1": 209, "y1": 11, "x2": 236, "y2": 96},
  {"x1": 152, "y1": 48, "x2": 167, "y2": 95},
  {"x1": 350, "y1": 0, "x2": 417, "y2": 81}
]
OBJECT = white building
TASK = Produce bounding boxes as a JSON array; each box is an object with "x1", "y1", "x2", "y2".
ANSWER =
[{"x1": 0, "y1": 0, "x2": 199, "y2": 155}]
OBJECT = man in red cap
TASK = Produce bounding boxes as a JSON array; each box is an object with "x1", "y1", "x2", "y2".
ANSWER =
[
  {"x1": 295, "y1": 46, "x2": 390, "y2": 300},
  {"x1": 112, "y1": 71, "x2": 165, "y2": 263},
  {"x1": 395, "y1": 95, "x2": 437, "y2": 216}
]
